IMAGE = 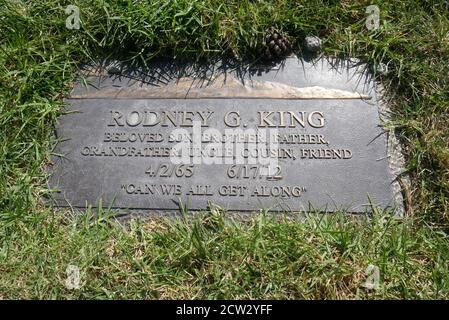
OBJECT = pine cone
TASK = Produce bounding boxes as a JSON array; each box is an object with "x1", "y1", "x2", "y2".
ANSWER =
[{"x1": 259, "y1": 28, "x2": 292, "y2": 60}]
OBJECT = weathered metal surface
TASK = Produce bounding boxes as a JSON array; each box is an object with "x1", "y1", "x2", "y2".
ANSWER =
[
  {"x1": 71, "y1": 74, "x2": 371, "y2": 100},
  {"x1": 47, "y1": 57, "x2": 403, "y2": 214}
]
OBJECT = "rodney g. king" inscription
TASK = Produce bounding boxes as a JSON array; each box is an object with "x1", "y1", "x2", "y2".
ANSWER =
[{"x1": 48, "y1": 57, "x2": 399, "y2": 213}]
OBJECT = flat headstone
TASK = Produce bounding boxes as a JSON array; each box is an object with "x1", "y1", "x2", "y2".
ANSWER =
[{"x1": 48, "y1": 57, "x2": 404, "y2": 214}]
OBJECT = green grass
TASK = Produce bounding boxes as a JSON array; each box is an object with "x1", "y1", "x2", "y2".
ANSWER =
[
  {"x1": 1, "y1": 0, "x2": 449, "y2": 299},
  {"x1": 1, "y1": 209, "x2": 448, "y2": 299}
]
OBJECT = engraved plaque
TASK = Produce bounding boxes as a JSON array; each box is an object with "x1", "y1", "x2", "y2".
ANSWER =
[{"x1": 48, "y1": 57, "x2": 402, "y2": 213}]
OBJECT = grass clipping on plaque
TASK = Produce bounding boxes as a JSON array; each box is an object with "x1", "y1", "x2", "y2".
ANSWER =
[{"x1": 0, "y1": 0, "x2": 449, "y2": 299}]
